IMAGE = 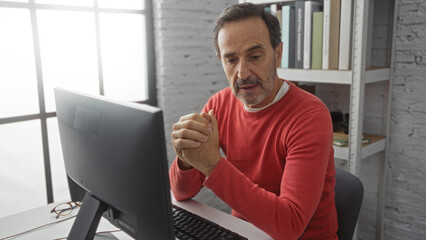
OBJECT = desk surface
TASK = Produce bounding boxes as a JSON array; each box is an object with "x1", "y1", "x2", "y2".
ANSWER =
[{"x1": 0, "y1": 198, "x2": 271, "y2": 240}]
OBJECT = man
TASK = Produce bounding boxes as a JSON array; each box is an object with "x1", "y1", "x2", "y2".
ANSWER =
[{"x1": 170, "y1": 3, "x2": 338, "y2": 240}]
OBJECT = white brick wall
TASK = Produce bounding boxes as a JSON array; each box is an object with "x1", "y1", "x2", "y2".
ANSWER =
[
  {"x1": 153, "y1": 0, "x2": 235, "y2": 164},
  {"x1": 153, "y1": 0, "x2": 236, "y2": 212},
  {"x1": 385, "y1": 0, "x2": 426, "y2": 239},
  {"x1": 153, "y1": 0, "x2": 426, "y2": 238}
]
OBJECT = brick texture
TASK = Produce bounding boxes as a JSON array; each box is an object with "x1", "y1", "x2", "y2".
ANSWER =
[
  {"x1": 385, "y1": 0, "x2": 426, "y2": 239},
  {"x1": 153, "y1": 0, "x2": 236, "y2": 212}
]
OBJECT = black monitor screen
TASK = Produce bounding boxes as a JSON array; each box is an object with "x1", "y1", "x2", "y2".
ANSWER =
[{"x1": 55, "y1": 88, "x2": 174, "y2": 239}]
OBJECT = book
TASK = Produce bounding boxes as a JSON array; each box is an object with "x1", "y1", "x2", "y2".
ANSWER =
[
  {"x1": 281, "y1": 5, "x2": 295, "y2": 68},
  {"x1": 276, "y1": 8, "x2": 282, "y2": 28},
  {"x1": 311, "y1": 11, "x2": 323, "y2": 69},
  {"x1": 294, "y1": 1, "x2": 305, "y2": 69},
  {"x1": 303, "y1": 1, "x2": 322, "y2": 69},
  {"x1": 366, "y1": 0, "x2": 374, "y2": 68},
  {"x1": 338, "y1": 0, "x2": 353, "y2": 70},
  {"x1": 264, "y1": 5, "x2": 271, "y2": 12},
  {"x1": 333, "y1": 138, "x2": 370, "y2": 147},
  {"x1": 265, "y1": 4, "x2": 277, "y2": 16},
  {"x1": 332, "y1": 132, "x2": 370, "y2": 147},
  {"x1": 322, "y1": 0, "x2": 341, "y2": 70},
  {"x1": 270, "y1": 4, "x2": 277, "y2": 16}
]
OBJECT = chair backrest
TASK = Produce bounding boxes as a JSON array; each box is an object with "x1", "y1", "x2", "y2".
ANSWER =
[{"x1": 335, "y1": 168, "x2": 364, "y2": 240}]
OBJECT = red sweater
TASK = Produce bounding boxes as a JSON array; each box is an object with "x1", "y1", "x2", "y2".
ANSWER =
[{"x1": 170, "y1": 80, "x2": 338, "y2": 240}]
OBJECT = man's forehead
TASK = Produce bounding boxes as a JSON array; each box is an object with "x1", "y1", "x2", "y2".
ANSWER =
[
  {"x1": 222, "y1": 44, "x2": 265, "y2": 58},
  {"x1": 218, "y1": 17, "x2": 270, "y2": 57},
  {"x1": 218, "y1": 17, "x2": 268, "y2": 39}
]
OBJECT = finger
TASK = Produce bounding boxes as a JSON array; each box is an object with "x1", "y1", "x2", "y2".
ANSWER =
[
  {"x1": 172, "y1": 128, "x2": 208, "y2": 143},
  {"x1": 173, "y1": 120, "x2": 212, "y2": 136},
  {"x1": 208, "y1": 110, "x2": 218, "y2": 129},
  {"x1": 200, "y1": 111, "x2": 213, "y2": 124},
  {"x1": 179, "y1": 113, "x2": 210, "y2": 125},
  {"x1": 173, "y1": 147, "x2": 183, "y2": 158},
  {"x1": 173, "y1": 138, "x2": 201, "y2": 149}
]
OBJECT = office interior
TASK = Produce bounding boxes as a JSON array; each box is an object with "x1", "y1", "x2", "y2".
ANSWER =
[{"x1": 0, "y1": 0, "x2": 424, "y2": 239}]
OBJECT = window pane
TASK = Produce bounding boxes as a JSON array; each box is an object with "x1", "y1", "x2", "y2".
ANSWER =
[
  {"x1": 0, "y1": 8, "x2": 39, "y2": 118},
  {"x1": 47, "y1": 117, "x2": 69, "y2": 202},
  {"x1": 37, "y1": 10, "x2": 99, "y2": 112},
  {"x1": 98, "y1": 0, "x2": 143, "y2": 10},
  {"x1": 35, "y1": 0, "x2": 93, "y2": 7},
  {"x1": 0, "y1": 120, "x2": 46, "y2": 218},
  {"x1": 99, "y1": 13, "x2": 147, "y2": 102}
]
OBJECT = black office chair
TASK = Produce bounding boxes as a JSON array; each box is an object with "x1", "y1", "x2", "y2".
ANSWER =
[{"x1": 335, "y1": 168, "x2": 364, "y2": 240}]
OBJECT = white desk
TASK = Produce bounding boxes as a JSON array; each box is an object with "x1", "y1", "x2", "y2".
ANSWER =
[{"x1": 0, "y1": 198, "x2": 271, "y2": 240}]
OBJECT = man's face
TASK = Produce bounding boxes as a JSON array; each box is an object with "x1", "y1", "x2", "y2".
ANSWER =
[{"x1": 217, "y1": 16, "x2": 282, "y2": 108}]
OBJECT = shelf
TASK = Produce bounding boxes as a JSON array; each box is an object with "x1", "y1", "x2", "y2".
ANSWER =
[
  {"x1": 333, "y1": 133, "x2": 386, "y2": 160},
  {"x1": 241, "y1": 0, "x2": 293, "y2": 4},
  {"x1": 277, "y1": 68, "x2": 390, "y2": 85},
  {"x1": 240, "y1": 1, "x2": 395, "y2": 238},
  {"x1": 278, "y1": 68, "x2": 352, "y2": 84},
  {"x1": 365, "y1": 67, "x2": 391, "y2": 84}
]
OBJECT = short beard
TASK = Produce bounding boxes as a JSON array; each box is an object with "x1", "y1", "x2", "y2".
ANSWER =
[{"x1": 233, "y1": 59, "x2": 277, "y2": 107}]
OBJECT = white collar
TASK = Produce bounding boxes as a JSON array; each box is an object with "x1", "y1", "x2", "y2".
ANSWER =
[{"x1": 244, "y1": 81, "x2": 289, "y2": 112}]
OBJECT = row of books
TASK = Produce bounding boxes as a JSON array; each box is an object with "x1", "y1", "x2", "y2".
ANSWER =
[{"x1": 266, "y1": 0, "x2": 353, "y2": 70}]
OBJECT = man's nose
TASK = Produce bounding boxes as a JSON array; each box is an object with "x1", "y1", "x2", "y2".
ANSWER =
[{"x1": 237, "y1": 60, "x2": 251, "y2": 80}]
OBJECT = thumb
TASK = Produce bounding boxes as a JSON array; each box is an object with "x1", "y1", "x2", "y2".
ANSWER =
[{"x1": 208, "y1": 110, "x2": 218, "y2": 129}]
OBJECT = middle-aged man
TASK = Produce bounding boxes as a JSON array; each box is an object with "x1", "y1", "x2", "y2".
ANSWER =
[{"x1": 170, "y1": 3, "x2": 338, "y2": 240}]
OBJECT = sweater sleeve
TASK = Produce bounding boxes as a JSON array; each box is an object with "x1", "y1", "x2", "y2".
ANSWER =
[
  {"x1": 169, "y1": 156, "x2": 206, "y2": 201},
  {"x1": 204, "y1": 109, "x2": 334, "y2": 240}
]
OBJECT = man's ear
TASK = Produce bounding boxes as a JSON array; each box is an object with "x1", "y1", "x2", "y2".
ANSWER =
[{"x1": 275, "y1": 42, "x2": 283, "y2": 67}]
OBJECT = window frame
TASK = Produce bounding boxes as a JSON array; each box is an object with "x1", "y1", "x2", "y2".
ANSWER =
[{"x1": 0, "y1": 0, "x2": 156, "y2": 204}]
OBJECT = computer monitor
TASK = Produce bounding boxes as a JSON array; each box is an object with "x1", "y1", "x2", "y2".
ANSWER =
[{"x1": 54, "y1": 88, "x2": 175, "y2": 239}]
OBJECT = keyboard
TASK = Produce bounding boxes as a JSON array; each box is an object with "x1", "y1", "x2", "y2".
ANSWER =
[{"x1": 172, "y1": 204, "x2": 248, "y2": 240}]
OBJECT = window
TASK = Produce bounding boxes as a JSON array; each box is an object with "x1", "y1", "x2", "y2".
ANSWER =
[{"x1": 0, "y1": 0, "x2": 155, "y2": 218}]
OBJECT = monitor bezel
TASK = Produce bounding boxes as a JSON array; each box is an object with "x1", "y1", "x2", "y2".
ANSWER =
[{"x1": 55, "y1": 88, "x2": 174, "y2": 239}]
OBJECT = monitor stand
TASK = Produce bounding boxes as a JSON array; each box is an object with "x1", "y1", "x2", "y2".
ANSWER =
[
  {"x1": 93, "y1": 233, "x2": 119, "y2": 240},
  {"x1": 68, "y1": 193, "x2": 108, "y2": 240}
]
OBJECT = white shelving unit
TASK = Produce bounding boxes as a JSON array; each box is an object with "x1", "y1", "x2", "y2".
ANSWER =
[
  {"x1": 240, "y1": 0, "x2": 397, "y2": 239},
  {"x1": 277, "y1": 68, "x2": 391, "y2": 85}
]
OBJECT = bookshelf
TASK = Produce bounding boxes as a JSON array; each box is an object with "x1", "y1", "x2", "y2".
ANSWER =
[
  {"x1": 333, "y1": 132, "x2": 386, "y2": 160},
  {"x1": 240, "y1": 1, "x2": 397, "y2": 239},
  {"x1": 277, "y1": 67, "x2": 390, "y2": 84}
]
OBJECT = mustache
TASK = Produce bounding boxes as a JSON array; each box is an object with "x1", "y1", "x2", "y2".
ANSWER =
[{"x1": 234, "y1": 77, "x2": 262, "y2": 89}]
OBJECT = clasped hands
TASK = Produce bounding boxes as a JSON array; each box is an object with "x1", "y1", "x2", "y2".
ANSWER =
[{"x1": 171, "y1": 110, "x2": 221, "y2": 176}]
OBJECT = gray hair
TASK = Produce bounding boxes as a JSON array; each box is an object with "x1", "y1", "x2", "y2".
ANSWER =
[{"x1": 213, "y1": 3, "x2": 282, "y2": 56}]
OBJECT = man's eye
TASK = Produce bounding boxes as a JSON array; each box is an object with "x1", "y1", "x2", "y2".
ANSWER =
[
  {"x1": 251, "y1": 55, "x2": 261, "y2": 60},
  {"x1": 226, "y1": 58, "x2": 237, "y2": 63}
]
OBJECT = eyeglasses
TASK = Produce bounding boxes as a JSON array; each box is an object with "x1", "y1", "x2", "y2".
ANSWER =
[
  {"x1": 1, "y1": 201, "x2": 121, "y2": 240},
  {"x1": 50, "y1": 201, "x2": 81, "y2": 219}
]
